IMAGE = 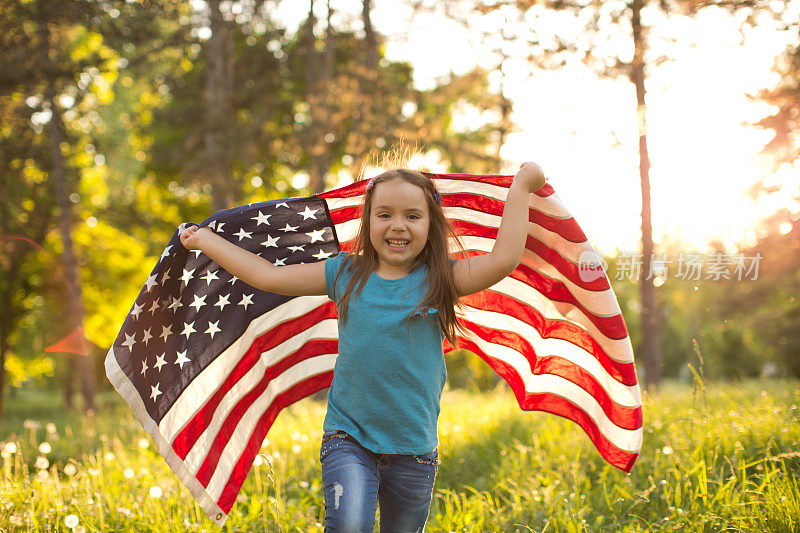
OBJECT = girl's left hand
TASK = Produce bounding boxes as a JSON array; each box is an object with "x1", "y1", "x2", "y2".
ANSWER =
[{"x1": 514, "y1": 161, "x2": 546, "y2": 193}]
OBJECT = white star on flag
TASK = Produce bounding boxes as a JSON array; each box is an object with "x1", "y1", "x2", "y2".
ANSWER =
[
  {"x1": 298, "y1": 206, "x2": 318, "y2": 220},
  {"x1": 279, "y1": 223, "x2": 298, "y2": 232},
  {"x1": 180, "y1": 268, "x2": 195, "y2": 285},
  {"x1": 131, "y1": 302, "x2": 143, "y2": 320},
  {"x1": 154, "y1": 353, "x2": 167, "y2": 372},
  {"x1": 160, "y1": 269, "x2": 171, "y2": 284},
  {"x1": 175, "y1": 350, "x2": 190, "y2": 369},
  {"x1": 159, "y1": 324, "x2": 173, "y2": 342},
  {"x1": 160, "y1": 245, "x2": 173, "y2": 262},
  {"x1": 121, "y1": 333, "x2": 136, "y2": 350},
  {"x1": 205, "y1": 321, "x2": 222, "y2": 339},
  {"x1": 144, "y1": 274, "x2": 158, "y2": 292},
  {"x1": 273, "y1": 258, "x2": 286, "y2": 266},
  {"x1": 140, "y1": 358, "x2": 149, "y2": 376},
  {"x1": 201, "y1": 270, "x2": 219, "y2": 285},
  {"x1": 312, "y1": 249, "x2": 334, "y2": 260},
  {"x1": 306, "y1": 229, "x2": 326, "y2": 243},
  {"x1": 275, "y1": 202, "x2": 289, "y2": 208},
  {"x1": 233, "y1": 228, "x2": 252, "y2": 241},
  {"x1": 251, "y1": 211, "x2": 272, "y2": 226},
  {"x1": 142, "y1": 328, "x2": 153, "y2": 345},
  {"x1": 150, "y1": 383, "x2": 161, "y2": 403},
  {"x1": 168, "y1": 296, "x2": 183, "y2": 311},
  {"x1": 215, "y1": 222, "x2": 225, "y2": 232},
  {"x1": 261, "y1": 235, "x2": 279, "y2": 248},
  {"x1": 189, "y1": 294, "x2": 207, "y2": 312},
  {"x1": 238, "y1": 293, "x2": 254, "y2": 310},
  {"x1": 215, "y1": 294, "x2": 230, "y2": 311},
  {"x1": 149, "y1": 299, "x2": 160, "y2": 315},
  {"x1": 181, "y1": 321, "x2": 196, "y2": 340},
  {"x1": 288, "y1": 245, "x2": 305, "y2": 253}
]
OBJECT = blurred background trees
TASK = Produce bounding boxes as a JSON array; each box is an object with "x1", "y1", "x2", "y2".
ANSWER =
[{"x1": 0, "y1": 0, "x2": 797, "y2": 413}]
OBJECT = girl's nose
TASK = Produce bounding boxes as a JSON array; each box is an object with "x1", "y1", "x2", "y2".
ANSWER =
[{"x1": 390, "y1": 217, "x2": 405, "y2": 230}]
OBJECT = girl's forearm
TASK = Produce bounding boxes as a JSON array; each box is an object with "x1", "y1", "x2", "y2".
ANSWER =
[
  {"x1": 489, "y1": 181, "x2": 530, "y2": 277},
  {"x1": 195, "y1": 228, "x2": 275, "y2": 289}
]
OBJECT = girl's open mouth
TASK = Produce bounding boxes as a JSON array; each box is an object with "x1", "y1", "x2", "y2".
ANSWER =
[{"x1": 387, "y1": 239, "x2": 409, "y2": 249}]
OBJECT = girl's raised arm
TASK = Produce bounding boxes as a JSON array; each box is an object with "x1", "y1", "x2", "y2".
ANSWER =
[
  {"x1": 453, "y1": 161, "x2": 546, "y2": 297},
  {"x1": 180, "y1": 225, "x2": 327, "y2": 296}
]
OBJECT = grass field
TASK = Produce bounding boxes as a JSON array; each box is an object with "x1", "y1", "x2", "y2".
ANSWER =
[{"x1": 0, "y1": 378, "x2": 798, "y2": 532}]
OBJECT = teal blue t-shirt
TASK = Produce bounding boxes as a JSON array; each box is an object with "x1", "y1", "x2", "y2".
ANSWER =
[{"x1": 323, "y1": 251, "x2": 447, "y2": 454}]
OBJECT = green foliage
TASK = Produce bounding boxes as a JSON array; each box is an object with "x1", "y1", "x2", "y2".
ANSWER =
[{"x1": 0, "y1": 380, "x2": 798, "y2": 531}]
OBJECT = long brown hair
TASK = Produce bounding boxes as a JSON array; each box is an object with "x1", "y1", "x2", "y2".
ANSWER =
[{"x1": 333, "y1": 169, "x2": 465, "y2": 346}]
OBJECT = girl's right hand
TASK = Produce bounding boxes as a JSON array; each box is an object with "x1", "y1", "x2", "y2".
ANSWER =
[{"x1": 179, "y1": 224, "x2": 207, "y2": 251}]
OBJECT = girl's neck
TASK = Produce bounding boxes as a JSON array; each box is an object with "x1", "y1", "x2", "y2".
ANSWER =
[{"x1": 374, "y1": 259, "x2": 417, "y2": 280}]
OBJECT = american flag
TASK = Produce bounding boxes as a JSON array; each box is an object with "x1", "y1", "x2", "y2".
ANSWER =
[{"x1": 105, "y1": 173, "x2": 642, "y2": 525}]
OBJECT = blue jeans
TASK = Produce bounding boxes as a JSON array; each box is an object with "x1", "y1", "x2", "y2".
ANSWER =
[{"x1": 320, "y1": 430, "x2": 439, "y2": 533}]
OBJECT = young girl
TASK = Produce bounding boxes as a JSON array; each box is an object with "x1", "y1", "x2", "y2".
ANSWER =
[{"x1": 180, "y1": 162, "x2": 546, "y2": 532}]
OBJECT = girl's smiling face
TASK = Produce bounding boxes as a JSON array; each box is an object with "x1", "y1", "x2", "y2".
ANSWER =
[{"x1": 368, "y1": 178, "x2": 431, "y2": 279}]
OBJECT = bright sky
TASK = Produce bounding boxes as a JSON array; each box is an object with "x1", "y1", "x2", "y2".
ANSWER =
[{"x1": 274, "y1": 0, "x2": 800, "y2": 255}]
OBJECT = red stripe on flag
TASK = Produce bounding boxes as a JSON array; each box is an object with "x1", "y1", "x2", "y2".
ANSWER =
[
  {"x1": 172, "y1": 302, "x2": 337, "y2": 459},
  {"x1": 217, "y1": 371, "x2": 334, "y2": 513}
]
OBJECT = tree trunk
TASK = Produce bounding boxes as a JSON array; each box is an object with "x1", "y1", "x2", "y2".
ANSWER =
[
  {"x1": 46, "y1": 83, "x2": 97, "y2": 412},
  {"x1": 0, "y1": 263, "x2": 17, "y2": 417},
  {"x1": 363, "y1": 0, "x2": 377, "y2": 69},
  {"x1": 307, "y1": 0, "x2": 333, "y2": 193},
  {"x1": 205, "y1": 0, "x2": 235, "y2": 211},
  {"x1": 630, "y1": 0, "x2": 661, "y2": 388}
]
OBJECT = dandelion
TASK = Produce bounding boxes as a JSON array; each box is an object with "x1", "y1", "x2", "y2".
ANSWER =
[
  {"x1": 661, "y1": 445, "x2": 674, "y2": 455},
  {"x1": 36, "y1": 470, "x2": 49, "y2": 482},
  {"x1": 39, "y1": 442, "x2": 52, "y2": 454},
  {"x1": 291, "y1": 430, "x2": 302, "y2": 441},
  {"x1": 299, "y1": 481, "x2": 310, "y2": 489},
  {"x1": 64, "y1": 514, "x2": 79, "y2": 529},
  {"x1": 10, "y1": 514, "x2": 23, "y2": 526},
  {"x1": 88, "y1": 467, "x2": 100, "y2": 476},
  {"x1": 3, "y1": 442, "x2": 18, "y2": 455},
  {"x1": 23, "y1": 419, "x2": 39, "y2": 430},
  {"x1": 123, "y1": 467, "x2": 135, "y2": 479},
  {"x1": 261, "y1": 438, "x2": 269, "y2": 448},
  {"x1": 149, "y1": 486, "x2": 163, "y2": 498},
  {"x1": 271, "y1": 450, "x2": 281, "y2": 460},
  {"x1": 46, "y1": 423, "x2": 57, "y2": 435},
  {"x1": 104, "y1": 452, "x2": 115, "y2": 461},
  {"x1": 138, "y1": 438, "x2": 150, "y2": 449},
  {"x1": 64, "y1": 463, "x2": 77, "y2": 476},
  {"x1": 291, "y1": 443, "x2": 302, "y2": 454},
  {"x1": 253, "y1": 455, "x2": 263, "y2": 467},
  {"x1": 34, "y1": 456, "x2": 49, "y2": 470}
]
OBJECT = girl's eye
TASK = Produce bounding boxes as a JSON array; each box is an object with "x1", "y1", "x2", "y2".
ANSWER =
[
  {"x1": 408, "y1": 214, "x2": 421, "y2": 220},
  {"x1": 377, "y1": 213, "x2": 390, "y2": 219}
]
